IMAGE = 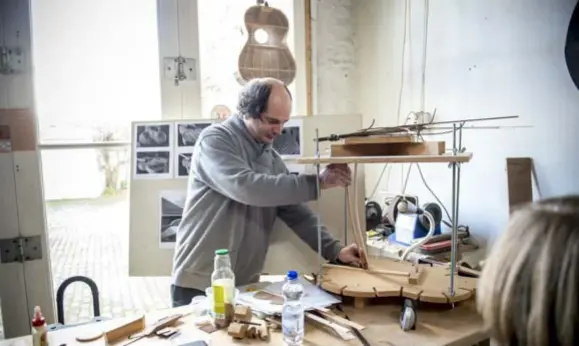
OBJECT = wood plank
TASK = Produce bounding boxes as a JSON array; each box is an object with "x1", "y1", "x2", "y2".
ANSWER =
[
  {"x1": 506, "y1": 157, "x2": 533, "y2": 213},
  {"x1": 330, "y1": 141, "x2": 445, "y2": 157},
  {"x1": 343, "y1": 134, "x2": 415, "y2": 144},
  {"x1": 286, "y1": 153, "x2": 472, "y2": 165}
]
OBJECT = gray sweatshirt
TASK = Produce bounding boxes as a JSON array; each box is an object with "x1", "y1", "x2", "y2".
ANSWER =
[{"x1": 171, "y1": 115, "x2": 343, "y2": 290}]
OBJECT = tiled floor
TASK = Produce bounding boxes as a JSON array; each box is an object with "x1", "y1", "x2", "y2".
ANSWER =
[{"x1": 0, "y1": 193, "x2": 172, "y2": 339}]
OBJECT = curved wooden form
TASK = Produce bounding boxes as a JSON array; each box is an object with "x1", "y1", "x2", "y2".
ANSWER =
[{"x1": 320, "y1": 258, "x2": 478, "y2": 305}]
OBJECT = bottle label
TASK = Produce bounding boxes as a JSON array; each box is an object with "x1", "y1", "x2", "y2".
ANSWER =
[{"x1": 212, "y1": 284, "x2": 226, "y2": 320}]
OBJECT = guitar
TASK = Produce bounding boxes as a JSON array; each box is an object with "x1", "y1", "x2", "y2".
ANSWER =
[
  {"x1": 237, "y1": 0, "x2": 297, "y2": 86},
  {"x1": 565, "y1": 1, "x2": 579, "y2": 90}
]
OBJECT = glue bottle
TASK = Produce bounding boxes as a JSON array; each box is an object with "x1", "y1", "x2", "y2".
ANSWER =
[{"x1": 31, "y1": 306, "x2": 49, "y2": 346}]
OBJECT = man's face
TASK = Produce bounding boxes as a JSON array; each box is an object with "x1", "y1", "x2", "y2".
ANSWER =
[{"x1": 249, "y1": 86, "x2": 292, "y2": 144}]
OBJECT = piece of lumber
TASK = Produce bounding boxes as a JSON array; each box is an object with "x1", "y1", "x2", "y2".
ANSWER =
[
  {"x1": 506, "y1": 157, "x2": 533, "y2": 213},
  {"x1": 344, "y1": 134, "x2": 415, "y2": 145},
  {"x1": 330, "y1": 141, "x2": 445, "y2": 157},
  {"x1": 315, "y1": 308, "x2": 366, "y2": 331},
  {"x1": 286, "y1": 153, "x2": 473, "y2": 165},
  {"x1": 305, "y1": 312, "x2": 355, "y2": 341},
  {"x1": 320, "y1": 258, "x2": 479, "y2": 306},
  {"x1": 324, "y1": 264, "x2": 409, "y2": 277},
  {"x1": 103, "y1": 315, "x2": 146, "y2": 344}
]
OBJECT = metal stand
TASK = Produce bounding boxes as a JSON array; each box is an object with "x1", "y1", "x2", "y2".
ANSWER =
[
  {"x1": 448, "y1": 123, "x2": 464, "y2": 302},
  {"x1": 315, "y1": 128, "x2": 323, "y2": 286}
]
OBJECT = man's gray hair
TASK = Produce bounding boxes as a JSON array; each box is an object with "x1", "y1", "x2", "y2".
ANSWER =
[{"x1": 236, "y1": 78, "x2": 292, "y2": 119}]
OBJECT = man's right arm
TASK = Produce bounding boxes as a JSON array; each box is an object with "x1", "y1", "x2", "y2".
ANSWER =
[{"x1": 194, "y1": 131, "x2": 319, "y2": 207}]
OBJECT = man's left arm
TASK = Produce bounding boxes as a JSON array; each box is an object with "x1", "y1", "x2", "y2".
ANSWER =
[{"x1": 277, "y1": 203, "x2": 343, "y2": 262}]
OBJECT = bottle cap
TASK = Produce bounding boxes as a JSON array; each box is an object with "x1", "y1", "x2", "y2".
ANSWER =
[
  {"x1": 215, "y1": 249, "x2": 229, "y2": 255},
  {"x1": 31, "y1": 306, "x2": 45, "y2": 327},
  {"x1": 287, "y1": 270, "x2": 298, "y2": 280}
]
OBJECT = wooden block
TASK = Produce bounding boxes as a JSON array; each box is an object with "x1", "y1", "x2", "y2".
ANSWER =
[
  {"x1": 258, "y1": 322, "x2": 270, "y2": 341},
  {"x1": 330, "y1": 141, "x2": 445, "y2": 157},
  {"x1": 104, "y1": 315, "x2": 145, "y2": 344},
  {"x1": 246, "y1": 325, "x2": 258, "y2": 339},
  {"x1": 227, "y1": 322, "x2": 247, "y2": 339},
  {"x1": 506, "y1": 157, "x2": 533, "y2": 213},
  {"x1": 344, "y1": 134, "x2": 415, "y2": 145},
  {"x1": 234, "y1": 305, "x2": 252, "y2": 322}
]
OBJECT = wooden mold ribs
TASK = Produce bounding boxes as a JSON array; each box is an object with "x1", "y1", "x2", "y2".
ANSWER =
[
  {"x1": 320, "y1": 258, "x2": 478, "y2": 309},
  {"x1": 330, "y1": 134, "x2": 445, "y2": 158}
]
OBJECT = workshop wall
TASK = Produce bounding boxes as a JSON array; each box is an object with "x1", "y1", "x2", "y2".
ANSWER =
[{"x1": 353, "y1": 0, "x2": 579, "y2": 246}]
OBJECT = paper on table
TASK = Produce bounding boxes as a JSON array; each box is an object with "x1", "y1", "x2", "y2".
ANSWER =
[{"x1": 262, "y1": 277, "x2": 341, "y2": 310}]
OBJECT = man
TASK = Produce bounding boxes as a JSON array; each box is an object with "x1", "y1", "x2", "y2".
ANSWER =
[{"x1": 171, "y1": 77, "x2": 363, "y2": 307}]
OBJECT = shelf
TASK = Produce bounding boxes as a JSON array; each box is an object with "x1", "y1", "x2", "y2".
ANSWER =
[{"x1": 285, "y1": 152, "x2": 473, "y2": 165}]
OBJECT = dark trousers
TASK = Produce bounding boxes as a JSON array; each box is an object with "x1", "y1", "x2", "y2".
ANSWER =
[{"x1": 171, "y1": 284, "x2": 206, "y2": 307}]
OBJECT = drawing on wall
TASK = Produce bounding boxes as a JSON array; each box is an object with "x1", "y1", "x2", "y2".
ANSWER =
[
  {"x1": 176, "y1": 122, "x2": 212, "y2": 148},
  {"x1": 135, "y1": 124, "x2": 171, "y2": 148},
  {"x1": 133, "y1": 122, "x2": 174, "y2": 179},
  {"x1": 273, "y1": 118, "x2": 303, "y2": 157},
  {"x1": 159, "y1": 190, "x2": 187, "y2": 249}
]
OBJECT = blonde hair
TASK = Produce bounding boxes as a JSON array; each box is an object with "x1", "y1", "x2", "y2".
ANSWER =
[{"x1": 477, "y1": 196, "x2": 579, "y2": 346}]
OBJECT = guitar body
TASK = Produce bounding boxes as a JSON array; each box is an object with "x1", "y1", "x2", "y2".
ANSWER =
[
  {"x1": 237, "y1": 3, "x2": 297, "y2": 85},
  {"x1": 565, "y1": 1, "x2": 579, "y2": 90}
]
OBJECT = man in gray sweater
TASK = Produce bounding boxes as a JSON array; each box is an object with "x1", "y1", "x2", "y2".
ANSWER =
[{"x1": 171, "y1": 77, "x2": 362, "y2": 307}]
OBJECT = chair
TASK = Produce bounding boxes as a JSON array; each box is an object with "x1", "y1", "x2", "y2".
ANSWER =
[{"x1": 47, "y1": 275, "x2": 110, "y2": 331}]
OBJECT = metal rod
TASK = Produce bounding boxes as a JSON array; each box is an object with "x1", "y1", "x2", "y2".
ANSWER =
[
  {"x1": 344, "y1": 187, "x2": 348, "y2": 245},
  {"x1": 316, "y1": 115, "x2": 519, "y2": 141},
  {"x1": 449, "y1": 124, "x2": 458, "y2": 298},
  {"x1": 315, "y1": 128, "x2": 323, "y2": 285}
]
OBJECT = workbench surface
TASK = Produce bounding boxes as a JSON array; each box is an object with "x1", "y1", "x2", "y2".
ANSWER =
[{"x1": 0, "y1": 300, "x2": 488, "y2": 346}]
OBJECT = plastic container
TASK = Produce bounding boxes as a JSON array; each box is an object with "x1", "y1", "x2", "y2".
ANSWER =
[
  {"x1": 281, "y1": 270, "x2": 304, "y2": 346},
  {"x1": 211, "y1": 248, "x2": 235, "y2": 328}
]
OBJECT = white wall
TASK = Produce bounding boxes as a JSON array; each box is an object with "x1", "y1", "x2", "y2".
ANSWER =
[{"x1": 353, "y1": 0, "x2": 579, "y2": 246}]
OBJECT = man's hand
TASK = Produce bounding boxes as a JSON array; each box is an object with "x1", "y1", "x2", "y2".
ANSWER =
[
  {"x1": 337, "y1": 243, "x2": 365, "y2": 267},
  {"x1": 319, "y1": 164, "x2": 352, "y2": 190}
]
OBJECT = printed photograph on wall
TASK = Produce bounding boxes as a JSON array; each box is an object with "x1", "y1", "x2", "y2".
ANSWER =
[
  {"x1": 176, "y1": 122, "x2": 212, "y2": 148},
  {"x1": 132, "y1": 122, "x2": 174, "y2": 179},
  {"x1": 134, "y1": 151, "x2": 172, "y2": 179},
  {"x1": 159, "y1": 190, "x2": 187, "y2": 249},
  {"x1": 177, "y1": 152, "x2": 193, "y2": 178},
  {"x1": 273, "y1": 118, "x2": 303, "y2": 157},
  {"x1": 135, "y1": 124, "x2": 171, "y2": 148}
]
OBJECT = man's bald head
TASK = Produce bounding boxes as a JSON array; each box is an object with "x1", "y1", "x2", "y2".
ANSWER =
[
  {"x1": 236, "y1": 77, "x2": 292, "y2": 120},
  {"x1": 236, "y1": 78, "x2": 293, "y2": 144}
]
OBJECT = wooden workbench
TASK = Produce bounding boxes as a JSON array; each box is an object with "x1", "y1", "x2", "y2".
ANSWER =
[{"x1": 0, "y1": 301, "x2": 489, "y2": 346}]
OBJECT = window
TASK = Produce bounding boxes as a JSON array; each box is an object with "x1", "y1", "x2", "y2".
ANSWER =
[{"x1": 197, "y1": 0, "x2": 297, "y2": 118}]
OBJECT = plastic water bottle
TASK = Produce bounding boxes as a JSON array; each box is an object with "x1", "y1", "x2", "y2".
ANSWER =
[{"x1": 281, "y1": 270, "x2": 304, "y2": 345}]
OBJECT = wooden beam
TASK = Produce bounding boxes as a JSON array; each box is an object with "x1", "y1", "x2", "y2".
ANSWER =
[
  {"x1": 330, "y1": 141, "x2": 445, "y2": 157},
  {"x1": 285, "y1": 153, "x2": 473, "y2": 165},
  {"x1": 304, "y1": 0, "x2": 313, "y2": 116}
]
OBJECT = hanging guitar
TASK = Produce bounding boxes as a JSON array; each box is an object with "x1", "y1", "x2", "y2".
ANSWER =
[{"x1": 237, "y1": 0, "x2": 297, "y2": 86}]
